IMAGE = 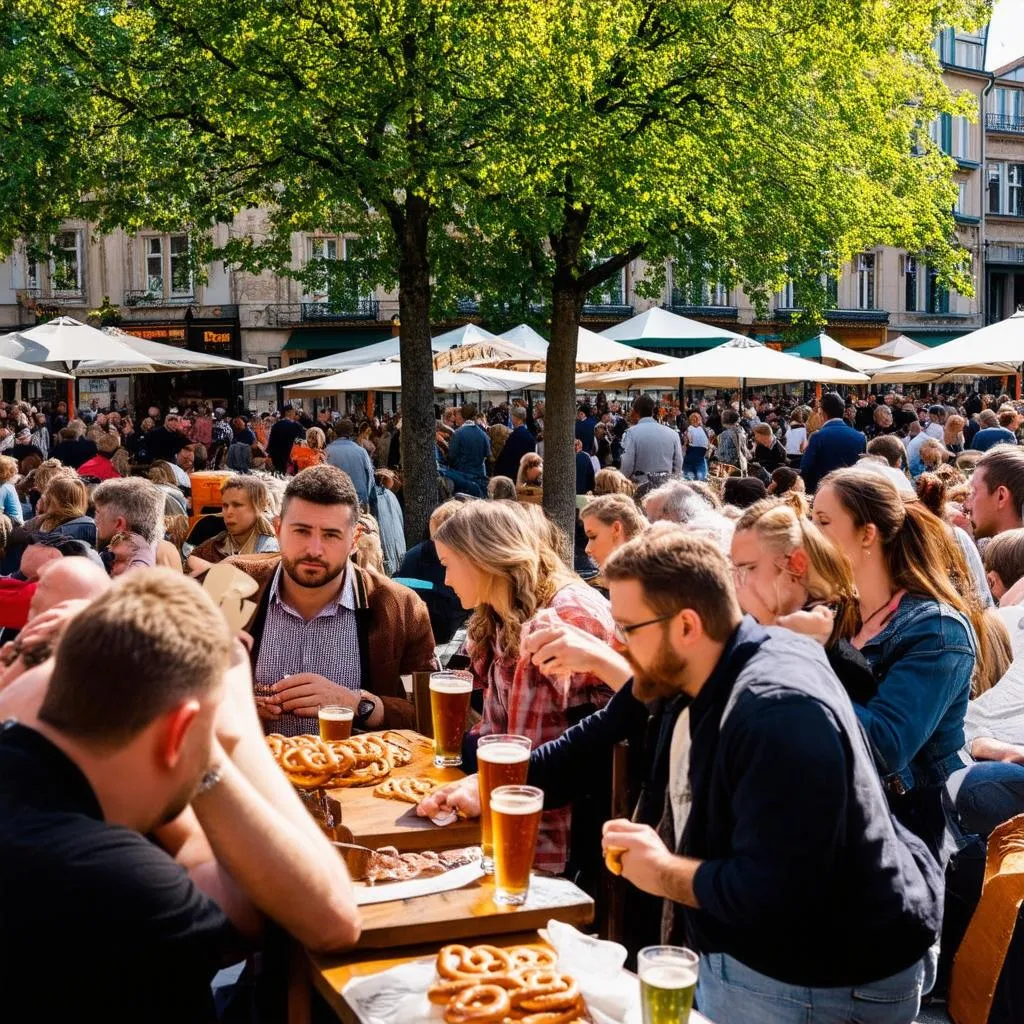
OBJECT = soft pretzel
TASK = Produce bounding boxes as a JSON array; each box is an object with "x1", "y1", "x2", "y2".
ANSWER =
[
  {"x1": 517, "y1": 978, "x2": 579, "y2": 1013},
  {"x1": 507, "y1": 948, "x2": 557, "y2": 972},
  {"x1": 266, "y1": 734, "x2": 287, "y2": 758},
  {"x1": 444, "y1": 984, "x2": 512, "y2": 1024},
  {"x1": 374, "y1": 777, "x2": 439, "y2": 803},
  {"x1": 437, "y1": 945, "x2": 513, "y2": 980},
  {"x1": 340, "y1": 734, "x2": 391, "y2": 767},
  {"x1": 381, "y1": 731, "x2": 415, "y2": 766},
  {"x1": 518, "y1": 1001, "x2": 586, "y2": 1024}
]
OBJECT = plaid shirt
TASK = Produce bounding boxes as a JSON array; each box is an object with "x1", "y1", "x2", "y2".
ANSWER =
[
  {"x1": 253, "y1": 565, "x2": 361, "y2": 736},
  {"x1": 471, "y1": 583, "x2": 615, "y2": 873}
]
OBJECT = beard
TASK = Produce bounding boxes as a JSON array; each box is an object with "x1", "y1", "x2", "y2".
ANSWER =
[
  {"x1": 281, "y1": 552, "x2": 346, "y2": 589},
  {"x1": 626, "y1": 636, "x2": 688, "y2": 702}
]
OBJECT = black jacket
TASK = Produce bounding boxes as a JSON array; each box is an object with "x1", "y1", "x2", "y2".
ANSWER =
[{"x1": 493, "y1": 424, "x2": 536, "y2": 481}]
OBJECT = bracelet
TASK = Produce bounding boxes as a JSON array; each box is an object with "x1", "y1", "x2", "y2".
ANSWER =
[{"x1": 195, "y1": 765, "x2": 224, "y2": 796}]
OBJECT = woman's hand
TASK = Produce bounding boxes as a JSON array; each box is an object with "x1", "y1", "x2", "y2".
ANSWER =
[
  {"x1": 522, "y1": 609, "x2": 631, "y2": 690},
  {"x1": 775, "y1": 604, "x2": 835, "y2": 646}
]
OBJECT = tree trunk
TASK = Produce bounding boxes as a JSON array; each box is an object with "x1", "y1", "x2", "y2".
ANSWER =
[
  {"x1": 543, "y1": 278, "x2": 583, "y2": 556},
  {"x1": 396, "y1": 194, "x2": 437, "y2": 547}
]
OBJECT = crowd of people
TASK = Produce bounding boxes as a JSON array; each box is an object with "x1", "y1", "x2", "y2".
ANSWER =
[{"x1": 3, "y1": 382, "x2": 1024, "y2": 1021}]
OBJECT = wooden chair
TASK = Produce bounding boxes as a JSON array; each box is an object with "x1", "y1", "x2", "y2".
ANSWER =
[
  {"x1": 949, "y1": 813, "x2": 1024, "y2": 1024},
  {"x1": 600, "y1": 741, "x2": 632, "y2": 944},
  {"x1": 516, "y1": 485, "x2": 543, "y2": 505}
]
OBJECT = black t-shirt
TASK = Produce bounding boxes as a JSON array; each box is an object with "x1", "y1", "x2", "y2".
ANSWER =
[
  {"x1": 268, "y1": 418, "x2": 305, "y2": 463},
  {"x1": 8, "y1": 443, "x2": 43, "y2": 463},
  {"x1": 145, "y1": 425, "x2": 189, "y2": 463},
  {"x1": 48, "y1": 437, "x2": 98, "y2": 469},
  {"x1": 0, "y1": 722, "x2": 239, "y2": 1022}
]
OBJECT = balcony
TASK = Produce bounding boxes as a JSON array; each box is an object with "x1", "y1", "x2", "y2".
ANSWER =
[
  {"x1": 264, "y1": 299, "x2": 382, "y2": 328},
  {"x1": 775, "y1": 307, "x2": 890, "y2": 324},
  {"x1": 986, "y1": 113, "x2": 1024, "y2": 134},
  {"x1": 987, "y1": 245, "x2": 1024, "y2": 265},
  {"x1": 664, "y1": 303, "x2": 739, "y2": 320},
  {"x1": 581, "y1": 303, "x2": 634, "y2": 318},
  {"x1": 124, "y1": 289, "x2": 195, "y2": 307}
]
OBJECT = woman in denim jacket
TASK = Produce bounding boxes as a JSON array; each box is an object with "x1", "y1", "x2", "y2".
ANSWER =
[{"x1": 812, "y1": 467, "x2": 1005, "y2": 862}]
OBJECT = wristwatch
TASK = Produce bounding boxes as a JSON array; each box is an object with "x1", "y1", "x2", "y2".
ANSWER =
[{"x1": 354, "y1": 696, "x2": 377, "y2": 728}]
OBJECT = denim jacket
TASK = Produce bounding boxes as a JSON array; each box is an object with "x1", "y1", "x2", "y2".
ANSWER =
[{"x1": 856, "y1": 594, "x2": 975, "y2": 794}]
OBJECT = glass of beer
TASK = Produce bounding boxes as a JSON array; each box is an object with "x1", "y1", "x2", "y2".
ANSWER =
[
  {"x1": 318, "y1": 705, "x2": 354, "y2": 741},
  {"x1": 477, "y1": 734, "x2": 532, "y2": 874},
  {"x1": 489, "y1": 784, "x2": 543, "y2": 905},
  {"x1": 638, "y1": 946, "x2": 699, "y2": 1024},
  {"x1": 429, "y1": 671, "x2": 473, "y2": 767}
]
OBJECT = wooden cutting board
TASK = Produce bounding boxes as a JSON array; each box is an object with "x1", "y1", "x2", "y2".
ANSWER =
[{"x1": 324, "y1": 729, "x2": 480, "y2": 853}]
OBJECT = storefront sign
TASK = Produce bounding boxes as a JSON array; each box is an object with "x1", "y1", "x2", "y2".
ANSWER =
[
  {"x1": 130, "y1": 326, "x2": 187, "y2": 345},
  {"x1": 203, "y1": 329, "x2": 232, "y2": 347}
]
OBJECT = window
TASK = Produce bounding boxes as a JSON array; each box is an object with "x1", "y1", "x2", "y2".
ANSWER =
[
  {"x1": 954, "y1": 37, "x2": 983, "y2": 69},
  {"x1": 925, "y1": 265, "x2": 949, "y2": 314},
  {"x1": 142, "y1": 233, "x2": 191, "y2": 299},
  {"x1": 905, "y1": 256, "x2": 918, "y2": 312},
  {"x1": 954, "y1": 180, "x2": 967, "y2": 215},
  {"x1": 51, "y1": 230, "x2": 83, "y2": 295},
  {"x1": 776, "y1": 280, "x2": 796, "y2": 308},
  {"x1": 671, "y1": 265, "x2": 729, "y2": 306},
  {"x1": 954, "y1": 116, "x2": 970, "y2": 161},
  {"x1": 856, "y1": 253, "x2": 876, "y2": 310},
  {"x1": 308, "y1": 237, "x2": 339, "y2": 262},
  {"x1": 987, "y1": 162, "x2": 1024, "y2": 215},
  {"x1": 587, "y1": 268, "x2": 626, "y2": 306}
]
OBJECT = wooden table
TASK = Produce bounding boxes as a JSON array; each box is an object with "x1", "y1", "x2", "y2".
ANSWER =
[{"x1": 325, "y1": 729, "x2": 479, "y2": 852}]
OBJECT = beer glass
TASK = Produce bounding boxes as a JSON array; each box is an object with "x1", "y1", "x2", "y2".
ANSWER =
[
  {"x1": 477, "y1": 734, "x2": 531, "y2": 874},
  {"x1": 318, "y1": 705, "x2": 354, "y2": 741},
  {"x1": 638, "y1": 946, "x2": 699, "y2": 1024},
  {"x1": 429, "y1": 671, "x2": 473, "y2": 767},
  {"x1": 489, "y1": 784, "x2": 543, "y2": 905}
]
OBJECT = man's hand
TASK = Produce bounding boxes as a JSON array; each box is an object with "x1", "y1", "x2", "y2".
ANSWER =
[
  {"x1": 602, "y1": 820, "x2": 676, "y2": 899},
  {"x1": 416, "y1": 775, "x2": 481, "y2": 820},
  {"x1": 970, "y1": 736, "x2": 1024, "y2": 764},
  {"x1": 271, "y1": 673, "x2": 359, "y2": 718}
]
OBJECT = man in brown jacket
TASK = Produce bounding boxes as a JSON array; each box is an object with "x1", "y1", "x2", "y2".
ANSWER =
[{"x1": 226, "y1": 465, "x2": 436, "y2": 734}]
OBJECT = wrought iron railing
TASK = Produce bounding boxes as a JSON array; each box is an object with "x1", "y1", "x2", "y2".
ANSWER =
[
  {"x1": 986, "y1": 113, "x2": 1024, "y2": 134},
  {"x1": 581, "y1": 303, "x2": 634, "y2": 317},
  {"x1": 263, "y1": 299, "x2": 383, "y2": 327},
  {"x1": 987, "y1": 245, "x2": 1024, "y2": 264},
  {"x1": 775, "y1": 306, "x2": 890, "y2": 323},
  {"x1": 664, "y1": 303, "x2": 739, "y2": 319}
]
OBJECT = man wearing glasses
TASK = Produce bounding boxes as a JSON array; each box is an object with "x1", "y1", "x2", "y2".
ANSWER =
[{"x1": 421, "y1": 523, "x2": 942, "y2": 1024}]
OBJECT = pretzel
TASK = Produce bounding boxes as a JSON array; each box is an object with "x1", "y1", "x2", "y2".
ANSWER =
[
  {"x1": 509, "y1": 972, "x2": 570, "y2": 1006},
  {"x1": 507, "y1": 948, "x2": 557, "y2": 972},
  {"x1": 517, "y1": 978, "x2": 579, "y2": 1013},
  {"x1": 374, "y1": 777, "x2": 439, "y2": 803},
  {"x1": 444, "y1": 984, "x2": 512, "y2": 1024},
  {"x1": 518, "y1": 1001, "x2": 586, "y2": 1024},
  {"x1": 329, "y1": 757, "x2": 392, "y2": 787},
  {"x1": 429, "y1": 975, "x2": 524, "y2": 1004},
  {"x1": 280, "y1": 742, "x2": 340, "y2": 776},
  {"x1": 267, "y1": 734, "x2": 287, "y2": 759},
  {"x1": 437, "y1": 945, "x2": 513, "y2": 980},
  {"x1": 381, "y1": 731, "x2": 414, "y2": 766},
  {"x1": 340, "y1": 735, "x2": 391, "y2": 767}
]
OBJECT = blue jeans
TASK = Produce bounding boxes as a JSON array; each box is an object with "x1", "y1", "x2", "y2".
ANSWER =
[
  {"x1": 683, "y1": 448, "x2": 708, "y2": 480},
  {"x1": 955, "y1": 760, "x2": 1024, "y2": 839},
  {"x1": 697, "y1": 951, "x2": 935, "y2": 1024},
  {"x1": 441, "y1": 468, "x2": 487, "y2": 498}
]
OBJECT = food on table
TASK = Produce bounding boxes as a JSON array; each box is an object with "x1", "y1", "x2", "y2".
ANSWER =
[
  {"x1": 429, "y1": 944, "x2": 586, "y2": 1024},
  {"x1": 265, "y1": 732, "x2": 394, "y2": 788},
  {"x1": 364, "y1": 845, "x2": 481, "y2": 884},
  {"x1": 374, "y1": 776, "x2": 440, "y2": 803},
  {"x1": 604, "y1": 846, "x2": 625, "y2": 876},
  {"x1": 379, "y1": 731, "x2": 415, "y2": 766}
]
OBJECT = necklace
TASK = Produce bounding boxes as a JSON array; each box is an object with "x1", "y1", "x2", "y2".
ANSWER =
[{"x1": 860, "y1": 590, "x2": 897, "y2": 626}]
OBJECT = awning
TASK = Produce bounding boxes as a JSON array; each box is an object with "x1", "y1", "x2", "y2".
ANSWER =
[
  {"x1": 283, "y1": 329, "x2": 393, "y2": 353},
  {"x1": 624, "y1": 337, "x2": 730, "y2": 351},
  {"x1": 896, "y1": 330, "x2": 973, "y2": 347}
]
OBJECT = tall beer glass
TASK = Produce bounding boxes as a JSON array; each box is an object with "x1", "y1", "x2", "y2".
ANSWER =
[
  {"x1": 318, "y1": 705, "x2": 354, "y2": 741},
  {"x1": 477, "y1": 734, "x2": 531, "y2": 874},
  {"x1": 638, "y1": 946, "x2": 699, "y2": 1024},
  {"x1": 489, "y1": 784, "x2": 543, "y2": 905},
  {"x1": 429, "y1": 671, "x2": 473, "y2": 767}
]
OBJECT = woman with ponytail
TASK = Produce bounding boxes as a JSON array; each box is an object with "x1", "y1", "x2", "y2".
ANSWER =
[{"x1": 813, "y1": 467, "x2": 1003, "y2": 861}]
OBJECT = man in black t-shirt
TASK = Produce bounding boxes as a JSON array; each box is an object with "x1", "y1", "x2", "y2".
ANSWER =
[
  {"x1": 49, "y1": 425, "x2": 98, "y2": 469},
  {"x1": 0, "y1": 569, "x2": 360, "y2": 1021},
  {"x1": 143, "y1": 412, "x2": 190, "y2": 463},
  {"x1": 267, "y1": 404, "x2": 305, "y2": 473}
]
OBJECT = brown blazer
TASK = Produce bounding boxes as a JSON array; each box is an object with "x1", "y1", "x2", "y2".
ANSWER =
[{"x1": 226, "y1": 553, "x2": 436, "y2": 729}]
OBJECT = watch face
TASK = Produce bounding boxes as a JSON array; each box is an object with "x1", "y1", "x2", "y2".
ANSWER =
[{"x1": 357, "y1": 698, "x2": 375, "y2": 718}]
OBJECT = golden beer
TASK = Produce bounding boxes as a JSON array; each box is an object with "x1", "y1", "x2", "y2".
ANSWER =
[
  {"x1": 638, "y1": 947, "x2": 699, "y2": 1024},
  {"x1": 318, "y1": 705, "x2": 354, "y2": 741},
  {"x1": 429, "y1": 671, "x2": 473, "y2": 767},
  {"x1": 489, "y1": 784, "x2": 543, "y2": 905},
  {"x1": 477, "y1": 735, "x2": 531, "y2": 874}
]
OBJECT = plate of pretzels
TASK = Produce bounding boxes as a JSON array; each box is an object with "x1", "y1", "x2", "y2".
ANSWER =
[
  {"x1": 428, "y1": 944, "x2": 588, "y2": 1024},
  {"x1": 267, "y1": 733, "x2": 408, "y2": 789}
]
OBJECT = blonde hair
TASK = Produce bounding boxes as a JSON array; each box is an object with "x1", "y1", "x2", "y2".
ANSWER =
[
  {"x1": 220, "y1": 475, "x2": 275, "y2": 538},
  {"x1": 39, "y1": 476, "x2": 89, "y2": 531},
  {"x1": 593, "y1": 468, "x2": 635, "y2": 497},
  {"x1": 305, "y1": 427, "x2": 326, "y2": 450},
  {"x1": 516, "y1": 453, "x2": 543, "y2": 487},
  {"x1": 352, "y1": 514, "x2": 384, "y2": 574},
  {"x1": 434, "y1": 500, "x2": 578, "y2": 657},
  {"x1": 147, "y1": 461, "x2": 179, "y2": 487},
  {"x1": 33, "y1": 459, "x2": 73, "y2": 494},
  {"x1": 0, "y1": 455, "x2": 18, "y2": 484},
  {"x1": 980, "y1": 609, "x2": 1013, "y2": 695},
  {"x1": 735, "y1": 498, "x2": 860, "y2": 646},
  {"x1": 581, "y1": 494, "x2": 647, "y2": 540}
]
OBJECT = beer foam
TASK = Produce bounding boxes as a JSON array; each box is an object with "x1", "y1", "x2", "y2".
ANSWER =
[
  {"x1": 478, "y1": 743, "x2": 530, "y2": 764},
  {"x1": 641, "y1": 964, "x2": 698, "y2": 989},
  {"x1": 489, "y1": 791, "x2": 543, "y2": 815},
  {"x1": 319, "y1": 708, "x2": 354, "y2": 720},
  {"x1": 429, "y1": 674, "x2": 474, "y2": 694}
]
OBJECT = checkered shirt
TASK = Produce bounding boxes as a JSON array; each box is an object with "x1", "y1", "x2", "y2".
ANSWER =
[{"x1": 254, "y1": 564, "x2": 361, "y2": 736}]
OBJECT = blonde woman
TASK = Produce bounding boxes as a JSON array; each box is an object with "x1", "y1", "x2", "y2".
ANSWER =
[
  {"x1": 186, "y1": 476, "x2": 278, "y2": 571},
  {"x1": 37, "y1": 476, "x2": 95, "y2": 545},
  {"x1": 516, "y1": 452, "x2": 543, "y2": 487},
  {"x1": 290, "y1": 426, "x2": 327, "y2": 473},
  {"x1": 0, "y1": 456, "x2": 23, "y2": 524},
  {"x1": 580, "y1": 494, "x2": 647, "y2": 571},
  {"x1": 351, "y1": 513, "x2": 385, "y2": 574},
  {"x1": 433, "y1": 500, "x2": 615, "y2": 874},
  {"x1": 592, "y1": 468, "x2": 634, "y2": 497}
]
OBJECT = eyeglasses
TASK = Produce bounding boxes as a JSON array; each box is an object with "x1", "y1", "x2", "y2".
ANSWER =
[
  {"x1": 612, "y1": 613, "x2": 675, "y2": 645},
  {"x1": 730, "y1": 556, "x2": 794, "y2": 587}
]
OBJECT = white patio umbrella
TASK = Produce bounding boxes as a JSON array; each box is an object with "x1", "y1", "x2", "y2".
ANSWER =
[
  {"x1": 0, "y1": 317, "x2": 163, "y2": 372},
  {"x1": 284, "y1": 360, "x2": 545, "y2": 396},
  {"x1": 600, "y1": 306, "x2": 746, "y2": 346},
  {"x1": 866, "y1": 335, "x2": 930, "y2": 360},
  {"x1": 0, "y1": 352, "x2": 72, "y2": 380},
  {"x1": 76, "y1": 328, "x2": 262, "y2": 375},
  {"x1": 868, "y1": 311, "x2": 1024, "y2": 383},
  {"x1": 786, "y1": 332, "x2": 888, "y2": 372},
  {"x1": 498, "y1": 324, "x2": 549, "y2": 354},
  {"x1": 584, "y1": 336, "x2": 870, "y2": 390},
  {"x1": 434, "y1": 367, "x2": 546, "y2": 393},
  {"x1": 468, "y1": 326, "x2": 674, "y2": 372}
]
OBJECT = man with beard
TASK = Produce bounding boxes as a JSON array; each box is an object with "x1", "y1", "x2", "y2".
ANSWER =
[
  {"x1": 420, "y1": 525, "x2": 943, "y2": 1024},
  {"x1": 965, "y1": 444, "x2": 1024, "y2": 542},
  {"x1": 226, "y1": 464, "x2": 435, "y2": 734},
  {"x1": 0, "y1": 570, "x2": 361, "y2": 1021}
]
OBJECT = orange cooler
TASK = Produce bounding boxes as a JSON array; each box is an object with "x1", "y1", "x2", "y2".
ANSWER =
[{"x1": 189, "y1": 470, "x2": 233, "y2": 524}]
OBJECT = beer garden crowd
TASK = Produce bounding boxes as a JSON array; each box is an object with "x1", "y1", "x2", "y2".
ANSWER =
[{"x1": 5, "y1": 377, "x2": 1024, "y2": 1022}]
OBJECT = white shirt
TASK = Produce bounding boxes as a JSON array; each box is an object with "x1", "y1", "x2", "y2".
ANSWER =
[
  {"x1": 785, "y1": 425, "x2": 807, "y2": 455},
  {"x1": 668, "y1": 708, "x2": 693, "y2": 847},
  {"x1": 686, "y1": 425, "x2": 709, "y2": 448},
  {"x1": 925, "y1": 422, "x2": 945, "y2": 440},
  {"x1": 170, "y1": 461, "x2": 191, "y2": 490}
]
